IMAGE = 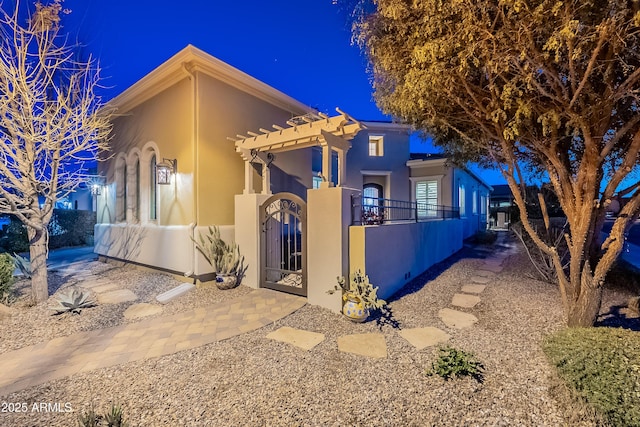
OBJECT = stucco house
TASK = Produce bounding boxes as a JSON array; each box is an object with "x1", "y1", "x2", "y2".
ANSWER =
[{"x1": 94, "y1": 45, "x2": 491, "y2": 311}]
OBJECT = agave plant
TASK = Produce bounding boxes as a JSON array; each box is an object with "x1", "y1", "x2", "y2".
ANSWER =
[
  {"x1": 192, "y1": 226, "x2": 246, "y2": 278},
  {"x1": 49, "y1": 288, "x2": 96, "y2": 315}
]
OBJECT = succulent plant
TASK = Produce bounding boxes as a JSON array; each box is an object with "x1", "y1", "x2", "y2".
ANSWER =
[
  {"x1": 328, "y1": 270, "x2": 387, "y2": 311},
  {"x1": 192, "y1": 225, "x2": 246, "y2": 280},
  {"x1": 49, "y1": 288, "x2": 95, "y2": 315},
  {"x1": 103, "y1": 404, "x2": 129, "y2": 427}
]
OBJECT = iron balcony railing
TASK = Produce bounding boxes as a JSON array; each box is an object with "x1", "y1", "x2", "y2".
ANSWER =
[{"x1": 351, "y1": 195, "x2": 460, "y2": 225}]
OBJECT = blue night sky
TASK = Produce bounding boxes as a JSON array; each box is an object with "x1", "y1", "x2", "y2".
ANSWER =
[{"x1": 61, "y1": 0, "x2": 504, "y2": 185}]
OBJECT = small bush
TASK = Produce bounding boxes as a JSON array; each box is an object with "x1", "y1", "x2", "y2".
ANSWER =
[
  {"x1": 543, "y1": 327, "x2": 640, "y2": 427},
  {"x1": 427, "y1": 347, "x2": 484, "y2": 382},
  {"x1": 0, "y1": 253, "x2": 15, "y2": 304},
  {"x1": 78, "y1": 404, "x2": 129, "y2": 427}
]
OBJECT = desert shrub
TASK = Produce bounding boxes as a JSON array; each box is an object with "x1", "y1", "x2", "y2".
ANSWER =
[
  {"x1": 48, "y1": 209, "x2": 96, "y2": 249},
  {"x1": 0, "y1": 216, "x2": 29, "y2": 253},
  {"x1": 543, "y1": 327, "x2": 640, "y2": 427},
  {"x1": 0, "y1": 253, "x2": 15, "y2": 304},
  {"x1": 512, "y1": 220, "x2": 569, "y2": 283},
  {"x1": 427, "y1": 347, "x2": 484, "y2": 382}
]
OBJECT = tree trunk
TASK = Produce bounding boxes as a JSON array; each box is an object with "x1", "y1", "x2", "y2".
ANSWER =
[
  {"x1": 28, "y1": 226, "x2": 49, "y2": 303},
  {"x1": 566, "y1": 265, "x2": 603, "y2": 327}
]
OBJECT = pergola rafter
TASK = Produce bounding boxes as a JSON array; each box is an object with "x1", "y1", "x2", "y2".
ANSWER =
[{"x1": 230, "y1": 108, "x2": 364, "y2": 194}]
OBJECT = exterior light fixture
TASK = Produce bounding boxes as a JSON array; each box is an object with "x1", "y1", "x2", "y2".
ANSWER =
[
  {"x1": 156, "y1": 158, "x2": 177, "y2": 185},
  {"x1": 89, "y1": 175, "x2": 106, "y2": 195},
  {"x1": 90, "y1": 183, "x2": 101, "y2": 196}
]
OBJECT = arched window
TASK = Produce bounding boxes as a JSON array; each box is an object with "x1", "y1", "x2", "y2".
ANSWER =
[
  {"x1": 149, "y1": 154, "x2": 157, "y2": 220},
  {"x1": 115, "y1": 157, "x2": 127, "y2": 222},
  {"x1": 133, "y1": 158, "x2": 140, "y2": 221},
  {"x1": 363, "y1": 183, "x2": 383, "y2": 206}
]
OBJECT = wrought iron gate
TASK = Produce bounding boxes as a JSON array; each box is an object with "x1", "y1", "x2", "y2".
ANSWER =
[{"x1": 260, "y1": 193, "x2": 307, "y2": 296}]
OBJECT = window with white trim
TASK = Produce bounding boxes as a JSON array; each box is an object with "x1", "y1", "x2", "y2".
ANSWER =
[
  {"x1": 132, "y1": 158, "x2": 140, "y2": 221},
  {"x1": 116, "y1": 159, "x2": 126, "y2": 222},
  {"x1": 149, "y1": 154, "x2": 157, "y2": 221},
  {"x1": 459, "y1": 184, "x2": 466, "y2": 217},
  {"x1": 368, "y1": 135, "x2": 384, "y2": 157},
  {"x1": 472, "y1": 189, "x2": 478, "y2": 214},
  {"x1": 416, "y1": 180, "x2": 438, "y2": 218}
]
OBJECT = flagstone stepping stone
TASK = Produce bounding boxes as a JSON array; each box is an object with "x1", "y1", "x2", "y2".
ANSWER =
[
  {"x1": 476, "y1": 269, "x2": 496, "y2": 277},
  {"x1": 123, "y1": 303, "x2": 163, "y2": 320},
  {"x1": 266, "y1": 327, "x2": 325, "y2": 351},
  {"x1": 90, "y1": 283, "x2": 121, "y2": 293},
  {"x1": 97, "y1": 289, "x2": 138, "y2": 305},
  {"x1": 438, "y1": 308, "x2": 478, "y2": 329},
  {"x1": 156, "y1": 283, "x2": 195, "y2": 304},
  {"x1": 337, "y1": 333, "x2": 387, "y2": 359},
  {"x1": 452, "y1": 293, "x2": 481, "y2": 308},
  {"x1": 481, "y1": 264, "x2": 503, "y2": 273},
  {"x1": 461, "y1": 284, "x2": 486, "y2": 294},
  {"x1": 398, "y1": 327, "x2": 450, "y2": 350},
  {"x1": 470, "y1": 276, "x2": 491, "y2": 284}
]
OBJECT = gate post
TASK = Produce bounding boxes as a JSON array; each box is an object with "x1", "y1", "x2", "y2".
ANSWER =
[
  {"x1": 235, "y1": 193, "x2": 271, "y2": 289},
  {"x1": 307, "y1": 187, "x2": 359, "y2": 312}
]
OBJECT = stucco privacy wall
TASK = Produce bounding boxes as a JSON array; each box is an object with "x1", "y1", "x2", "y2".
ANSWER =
[
  {"x1": 99, "y1": 77, "x2": 194, "y2": 226},
  {"x1": 94, "y1": 223, "x2": 234, "y2": 277},
  {"x1": 349, "y1": 220, "x2": 463, "y2": 300},
  {"x1": 196, "y1": 72, "x2": 311, "y2": 226},
  {"x1": 94, "y1": 224, "x2": 192, "y2": 273}
]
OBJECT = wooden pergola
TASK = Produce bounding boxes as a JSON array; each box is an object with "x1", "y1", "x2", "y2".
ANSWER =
[{"x1": 229, "y1": 108, "x2": 364, "y2": 194}]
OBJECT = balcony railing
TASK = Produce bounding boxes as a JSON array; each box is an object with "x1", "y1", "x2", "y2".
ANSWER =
[{"x1": 351, "y1": 195, "x2": 460, "y2": 225}]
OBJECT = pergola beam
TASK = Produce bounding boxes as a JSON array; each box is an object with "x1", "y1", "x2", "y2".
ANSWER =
[{"x1": 232, "y1": 109, "x2": 365, "y2": 194}]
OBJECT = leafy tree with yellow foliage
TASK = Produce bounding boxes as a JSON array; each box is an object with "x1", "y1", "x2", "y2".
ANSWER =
[{"x1": 354, "y1": 0, "x2": 640, "y2": 326}]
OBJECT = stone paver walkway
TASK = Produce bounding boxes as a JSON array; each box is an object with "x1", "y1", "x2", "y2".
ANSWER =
[
  {"x1": 1, "y1": 232, "x2": 522, "y2": 395},
  {"x1": 0, "y1": 288, "x2": 305, "y2": 396}
]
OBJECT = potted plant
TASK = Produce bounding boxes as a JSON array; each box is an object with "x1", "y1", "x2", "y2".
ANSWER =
[
  {"x1": 328, "y1": 270, "x2": 387, "y2": 322},
  {"x1": 193, "y1": 226, "x2": 246, "y2": 289}
]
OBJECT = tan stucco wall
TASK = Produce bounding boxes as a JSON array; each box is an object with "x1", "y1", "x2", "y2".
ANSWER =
[
  {"x1": 195, "y1": 72, "x2": 309, "y2": 225},
  {"x1": 98, "y1": 77, "x2": 194, "y2": 226},
  {"x1": 346, "y1": 129, "x2": 411, "y2": 201}
]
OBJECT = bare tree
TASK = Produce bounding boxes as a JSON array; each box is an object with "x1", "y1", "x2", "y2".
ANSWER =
[
  {"x1": 0, "y1": 0, "x2": 112, "y2": 303},
  {"x1": 355, "y1": 0, "x2": 640, "y2": 326}
]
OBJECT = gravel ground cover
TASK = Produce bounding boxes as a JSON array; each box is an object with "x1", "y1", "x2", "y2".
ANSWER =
[{"x1": 0, "y1": 237, "x2": 610, "y2": 426}]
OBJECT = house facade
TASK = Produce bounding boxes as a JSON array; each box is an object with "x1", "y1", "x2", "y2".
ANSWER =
[{"x1": 94, "y1": 45, "x2": 491, "y2": 311}]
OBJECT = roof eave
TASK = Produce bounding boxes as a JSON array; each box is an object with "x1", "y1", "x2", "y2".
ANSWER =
[{"x1": 107, "y1": 45, "x2": 313, "y2": 116}]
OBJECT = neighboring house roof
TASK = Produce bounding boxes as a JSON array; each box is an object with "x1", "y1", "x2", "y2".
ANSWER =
[
  {"x1": 406, "y1": 153, "x2": 493, "y2": 191},
  {"x1": 108, "y1": 44, "x2": 313, "y2": 115},
  {"x1": 360, "y1": 121, "x2": 412, "y2": 132},
  {"x1": 408, "y1": 152, "x2": 447, "y2": 161},
  {"x1": 491, "y1": 184, "x2": 513, "y2": 198}
]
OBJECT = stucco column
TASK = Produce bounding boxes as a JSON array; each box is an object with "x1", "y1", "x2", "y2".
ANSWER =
[
  {"x1": 235, "y1": 193, "x2": 270, "y2": 288},
  {"x1": 306, "y1": 186, "x2": 359, "y2": 312},
  {"x1": 336, "y1": 147, "x2": 347, "y2": 187},
  {"x1": 261, "y1": 163, "x2": 272, "y2": 195},
  {"x1": 243, "y1": 161, "x2": 255, "y2": 195},
  {"x1": 320, "y1": 143, "x2": 333, "y2": 189}
]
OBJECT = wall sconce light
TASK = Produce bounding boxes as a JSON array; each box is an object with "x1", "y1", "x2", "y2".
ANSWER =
[
  {"x1": 157, "y1": 158, "x2": 177, "y2": 185},
  {"x1": 89, "y1": 175, "x2": 106, "y2": 195}
]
